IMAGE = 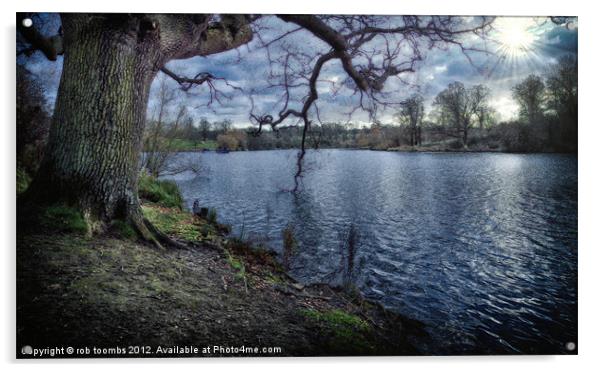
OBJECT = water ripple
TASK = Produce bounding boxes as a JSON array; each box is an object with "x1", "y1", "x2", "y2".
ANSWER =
[{"x1": 167, "y1": 150, "x2": 577, "y2": 355}]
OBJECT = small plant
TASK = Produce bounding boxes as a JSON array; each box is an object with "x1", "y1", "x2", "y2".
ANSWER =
[
  {"x1": 338, "y1": 223, "x2": 360, "y2": 289},
  {"x1": 224, "y1": 247, "x2": 248, "y2": 292},
  {"x1": 207, "y1": 208, "x2": 217, "y2": 224},
  {"x1": 282, "y1": 224, "x2": 297, "y2": 270}
]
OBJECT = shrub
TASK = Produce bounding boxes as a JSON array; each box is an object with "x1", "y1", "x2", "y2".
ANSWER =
[
  {"x1": 217, "y1": 133, "x2": 239, "y2": 150},
  {"x1": 138, "y1": 172, "x2": 183, "y2": 209}
]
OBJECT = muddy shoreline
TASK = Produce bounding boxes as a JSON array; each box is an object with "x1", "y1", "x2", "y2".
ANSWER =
[{"x1": 16, "y1": 202, "x2": 428, "y2": 358}]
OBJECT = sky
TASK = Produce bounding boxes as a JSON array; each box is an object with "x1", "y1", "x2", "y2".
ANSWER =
[{"x1": 19, "y1": 14, "x2": 578, "y2": 128}]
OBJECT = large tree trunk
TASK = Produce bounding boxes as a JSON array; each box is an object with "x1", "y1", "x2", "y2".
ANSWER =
[
  {"x1": 23, "y1": 14, "x2": 252, "y2": 242},
  {"x1": 27, "y1": 15, "x2": 161, "y2": 228}
]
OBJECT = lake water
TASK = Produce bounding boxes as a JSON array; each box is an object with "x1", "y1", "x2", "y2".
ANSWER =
[{"x1": 166, "y1": 149, "x2": 577, "y2": 354}]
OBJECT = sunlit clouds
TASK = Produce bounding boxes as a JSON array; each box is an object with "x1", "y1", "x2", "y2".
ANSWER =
[{"x1": 22, "y1": 15, "x2": 577, "y2": 127}]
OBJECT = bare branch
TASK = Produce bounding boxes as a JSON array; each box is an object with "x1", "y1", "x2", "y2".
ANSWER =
[
  {"x1": 160, "y1": 67, "x2": 213, "y2": 92},
  {"x1": 247, "y1": 15, "x2": 494, "y2": 191}
]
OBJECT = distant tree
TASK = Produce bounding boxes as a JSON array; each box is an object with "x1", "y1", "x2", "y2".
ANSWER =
[
  {"x1": 143, "y1": 77, "x2": 191, "y2": 177},
  {"x1": 398, "y1": 94, "x2": 424, "y2": 146},
  {"x1": 470, "y1": 84, "x2": 492, "y2": 130},
  {"x1": 433, "y1": 82, "x2": 489, "y2": 147},
  {"x1": 198, "y1": 118, "x2": 211, "y2": 141},
  {"x1": 215, "y1": 119, "x2": 232, "y2": 134},
  {"x1": 181, "y1": 115, "x2": 195, "y2": 142},
  {"x1": 546, "y1": 55, "x2": 577, "y2": 150},
  {"x1": 512, "y1": 74, "x2": 546, "y2": 125}
]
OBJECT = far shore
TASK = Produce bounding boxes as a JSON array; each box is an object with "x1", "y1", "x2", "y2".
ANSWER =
[{"x1": 166, "y1": 145, "x2": 576, "y2": 155}]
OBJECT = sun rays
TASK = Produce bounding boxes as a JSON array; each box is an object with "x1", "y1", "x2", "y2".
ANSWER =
[
  {"x1": 495, "y1": 17, "x2": 537, "y2": 58},
  {"x1": 481, "y1": 17, "x2": 548, "y2": 80}
]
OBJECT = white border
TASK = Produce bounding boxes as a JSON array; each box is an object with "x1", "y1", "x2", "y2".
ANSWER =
[{"x1": 2, "y1": 1, "x2": 599, "y2": 371}]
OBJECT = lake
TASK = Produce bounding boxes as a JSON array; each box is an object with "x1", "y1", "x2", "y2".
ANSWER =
[{"x1": 165, "y1": 149, "x2": 577, "y2": 354}]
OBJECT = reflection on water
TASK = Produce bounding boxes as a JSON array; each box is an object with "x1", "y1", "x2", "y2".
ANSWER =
[{"x1": 167, "y1": 149, "x2": 577, "y2": 354}]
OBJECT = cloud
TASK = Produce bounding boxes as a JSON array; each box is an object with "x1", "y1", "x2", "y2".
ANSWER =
[{"x1": 21, "y1": 15, "x2": 578, "y2": 126}]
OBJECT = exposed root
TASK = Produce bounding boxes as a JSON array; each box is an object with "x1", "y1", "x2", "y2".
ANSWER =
[
  {"x1": 128, "y1": 213, "x2": 189, "y2": 250},
  {"x1": 129, "y1": 214, "x2": 164, "y2": 250},
  {"x1": 142, "y1": 217, "x2": 190, "y2": 250}
]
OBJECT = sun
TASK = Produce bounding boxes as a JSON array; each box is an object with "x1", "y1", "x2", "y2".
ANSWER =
[{"x1": 494, "y1": 18, "x2": 536, "y2": 58}]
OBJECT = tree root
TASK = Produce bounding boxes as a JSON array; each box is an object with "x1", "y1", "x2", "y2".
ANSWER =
[
  {"x1": 143, "y1": 217, "x2": 190, "y2": 250},
  {"x1": 128, "y1": 213, "x2": 189, "y2": 250}
]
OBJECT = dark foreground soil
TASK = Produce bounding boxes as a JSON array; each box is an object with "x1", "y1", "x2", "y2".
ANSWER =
[{"x1": 16, "y1": 206, "x2": 428, "y2": 358}]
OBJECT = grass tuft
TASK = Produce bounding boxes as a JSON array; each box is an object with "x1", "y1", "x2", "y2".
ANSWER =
[
  {"x1": 207, "y1": 208, "x2": 217, "y2": 224},
  {"x1": 138, "y1": 172, "x2": 183, "y2": 209}
]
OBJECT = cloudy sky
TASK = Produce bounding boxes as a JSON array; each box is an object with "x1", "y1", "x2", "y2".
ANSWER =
[{"x1": 21, "y1": 14, "x2": 577, "y2": 127}]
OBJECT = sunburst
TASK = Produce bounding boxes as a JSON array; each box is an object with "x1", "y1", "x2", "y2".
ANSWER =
[{"x1": 494, "y1": 17, "x2": 537, "y2": 58}]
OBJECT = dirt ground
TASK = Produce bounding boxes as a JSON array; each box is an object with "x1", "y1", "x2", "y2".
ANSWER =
[{"x1": 16, "y1": 205, "x2": 427, "y2": 358}]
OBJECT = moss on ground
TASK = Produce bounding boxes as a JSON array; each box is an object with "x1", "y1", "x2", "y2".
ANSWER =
[
  {"x1": 17, "y1": 188, "x2": 423, "y2": 356},
  {"x1": 40, "y1": 204, "x2": 88, "y2": 234},
  {"x1": 142, "y1": 203, "x2": 219, "y2": 242},
  {"x1": 300, "y1": 308, "x2": 375, "y2": 354}
]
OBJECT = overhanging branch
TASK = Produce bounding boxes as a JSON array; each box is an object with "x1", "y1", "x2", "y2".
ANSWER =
[{"x1": 160, "y1": 67, "x2": 214, "y2": 92}]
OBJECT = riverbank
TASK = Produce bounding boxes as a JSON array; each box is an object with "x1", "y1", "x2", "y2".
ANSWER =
[{"x1": 16, "y1": 180, "x2": 426, "y2": 357}]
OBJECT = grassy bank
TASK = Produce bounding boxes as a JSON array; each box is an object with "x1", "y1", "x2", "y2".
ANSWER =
[
  {"x1": 17, "y1": 175, "x2": 425, "y2": 357},
  {"x1": 166, "y1": 138, "x2": 218, "y2": 152}
]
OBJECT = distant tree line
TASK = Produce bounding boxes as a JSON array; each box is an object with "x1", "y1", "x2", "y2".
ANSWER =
[
  {"x1": 16, "y1": 55, "x2": 577, "y2": 185},
  {"x1": 505, "y1": 55, "x2": 577, "y2": 152},
  {"x1": 142, "y1": 55, "x2": 576, "y2": 154}
]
